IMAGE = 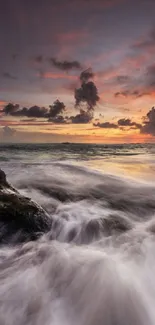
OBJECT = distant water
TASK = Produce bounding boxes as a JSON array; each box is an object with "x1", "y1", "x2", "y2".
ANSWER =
[{"x1": 1, "y1": 143, "x2": 155, "y2": 324}]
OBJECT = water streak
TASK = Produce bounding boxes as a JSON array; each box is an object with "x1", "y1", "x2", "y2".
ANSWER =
[{"x1": 0, "y1": 144, "x2": 155, "y2": 324}]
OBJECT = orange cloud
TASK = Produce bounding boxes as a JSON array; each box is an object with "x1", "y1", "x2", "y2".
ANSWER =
[{"x1": 0, "y1": 101, "x2": 7, "y2": 108}]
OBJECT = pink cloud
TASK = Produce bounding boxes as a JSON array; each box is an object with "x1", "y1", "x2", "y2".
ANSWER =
[
  {"x1": 40, "y1": 72, "x2": 77, "y2": 80},
  {"x1": 57, "y1": 31, "x2": 88, "y2": 44}
]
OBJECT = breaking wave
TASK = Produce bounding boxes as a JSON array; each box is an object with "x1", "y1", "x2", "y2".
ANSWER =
[{"x1": 1, "y1": 162, "x2": 155, "y2": 325}]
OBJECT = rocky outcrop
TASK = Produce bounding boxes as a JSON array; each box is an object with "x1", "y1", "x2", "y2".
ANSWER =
[{"x1": 0, "y1": 169, "x2": 52, "y2": 244}]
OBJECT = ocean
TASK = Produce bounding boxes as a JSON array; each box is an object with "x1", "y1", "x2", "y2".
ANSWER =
[{"x1": 1, "y1": 142, "x2": 155, "y2": 324}]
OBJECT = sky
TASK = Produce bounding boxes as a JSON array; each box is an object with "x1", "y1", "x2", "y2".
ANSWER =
[{"x1": 1, "y1": 0, "x2": 155, "y2": 143}]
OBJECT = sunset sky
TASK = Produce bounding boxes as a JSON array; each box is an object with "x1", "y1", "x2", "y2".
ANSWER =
[{"x1": 1, "y1": 0, "x2": 155, "y2": 143}]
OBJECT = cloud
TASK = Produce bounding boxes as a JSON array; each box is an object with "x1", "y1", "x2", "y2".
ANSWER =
[
  {"x1": 133, "y1": 27, "x2": 155, "y2": 50},
  {"x1": 75, "y1": 68, "x2": 100, "y2": 111},
  {"x1": 48, "y1": 115, "x2": 68, "y2": 124},
  {"x1": 141, "y1": 107, "x2": 155, "y2": 135},
  {"x1": 70, "y1": 109, "x2": 93, "y2": 124},
  {"x1": 11, "y1": 107, "x2": 29, "y2": 117},
  {"x1": 3, "y1": 103, "x2": 48, "y2": 118},
  {"x1": 118, "y1": 118, "x2": 141, "y2": 129},
  {"x1": 94, "y1": 118, "x2": 141, "y2": 129},
  {"x1": 2, "y1": 100, "x2": 95, "y2": 125},
  {"x1": 39, "y1": 72, "x2": 76, "y2": 80},
  {"x1": 2, "y1": 126, "x2": 16, "y2": 137},
  {"x1": 49, "y1": 108, "x2": 94, "y2": 125},
  {"x1": 115, "y1": 75, "x2": 131, "y2": 84},
  {"x1": 75, "y1": 82, "x2": 100, "y2": 110},
  {"x1": 50, "y1": 58, "x2": 82, "y2": 71},
  {"x1": 94, "y1": 122, "x2": 118, "y2": 129},
  {"x1": 0, "y1": 101, "x2": 7, "y2": 111},
  {"x1": 114, "y1": 90, "x2": 149, "y2": 98},
  {"x1": 15, "y1": 106, "x2": 47, "y2": 118},
  {"x1": 24, "y1": 106, "x2": 48, "y2": 118},
  {"x1": 3, "y1": 103, "x2": 20, "y2": 115},
  {"x1": 114, "y1": 62, "x2": 155, "y2": 100},
  {"x1": 3, "y1": 72, "x2": 18, "y2": 80},
  {"x1": 3, "y1": 102, "x2": 65, "y2": 119},
  {"x1": 80, "y1": 68, "x2": 94, "y2": 83},
  {"x1": 49, "y1": 100, "x2": 66, "y2": 118}
]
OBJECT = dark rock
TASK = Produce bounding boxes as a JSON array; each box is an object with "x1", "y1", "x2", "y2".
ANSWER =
[
  {"x1": 80, "y1": 214, "x2": 132, "y2": 244},
  {"x1": 0, "y1": 169, "x2": 52, "y2": 244},
  {"x1": 0, "y1": 169, "x2": 8, "y2": 186}
]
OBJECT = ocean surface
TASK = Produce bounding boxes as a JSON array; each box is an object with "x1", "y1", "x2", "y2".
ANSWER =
[{"x1": 1, "y1": 142, "x2": 155, "y2": 324}]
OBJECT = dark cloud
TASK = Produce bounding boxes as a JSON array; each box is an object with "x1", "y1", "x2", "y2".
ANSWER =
[
  {"x1": 94, "y1": 118, "x2": 141, "y2": 129},
  {"x1": 14, "y1": 106, "x2": 47, "y2": 118},
  {"x1": 3, "y1": 72, "x2": 18, "y2": 80},
  {"x1": 48, "y1": 115, "x2": 68, "y2": 124},
  {"x1": 118, "y1": 118, "x2": 141, "y2": 129},
  {"x1": 115, "y1": 75, "x2": 131, "y2": 84},
  {"x1": 115, "y1": 91, "x2": 130, "y2": 98},
  {"x1": 94, "y1": 122, "x2": 118, "y2": 129},
  {"x1": 50, "y1": 58, "x2": 82, "y2": 71},
  {"x1": 3, "y1": 103, "x2": 48, "y2": 118},
  {"x1": 3, "y1": 103, "x2": 19, "y2": 115},
  {"x1": 49, "y1": 100, "x2": 66, "y2": 118},
  {"x1": 48, "y1": 109, "x2": 94, "y2": 124},
  {"x1": 114, "y1": 63, "x2": 155, "y2": 99},
  {"x1": 12, "y1": 107, "x2": 29, "y2": 117},
  {"x1": 3, "y1": 102, "x2": 66, "y2": 119},
  {"x1": 141, "y1": 107, "x2": 155, "y2": 135},
  {"x1": 80, "y1": 68, "x2": 94, "y2": 83},
  {"x1": 75, "y1": 68, "x2": 100, "y2": 111},
  {"x1": 2, "y1": 126, "x2": 16, "y2": 137},
  {"x1": 70, "y1": 109, "x2": 93, "y2": 124},
  {"x1": 114, "y1": 90, "x2": 149, "y2": 98},
  {"x1": 75, "y1": 81, "x2": 100, "y2": 110},
  {"x1": 24, "y1": 106, "x2": 48, "y2": 118}
]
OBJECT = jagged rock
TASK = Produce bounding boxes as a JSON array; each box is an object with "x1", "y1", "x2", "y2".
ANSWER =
[{"x1": 0, "y1": 169, "x2": 52, "y2": 244}]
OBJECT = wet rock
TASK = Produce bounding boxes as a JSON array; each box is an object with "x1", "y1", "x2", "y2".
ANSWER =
[
  {"x1": 81, "y1": 214, "x2": 133, "y2": 244},
  {"x1": 0, "y1": 169, "x2": 52, "y2": 244}
]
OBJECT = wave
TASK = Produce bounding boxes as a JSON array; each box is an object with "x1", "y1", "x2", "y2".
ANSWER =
[
  {"x1": 1, "y1": 163, "x2": 155, "y2": 324},
  {"x1": 10, "y1": 162, "x2": 155, "y2": 215}
]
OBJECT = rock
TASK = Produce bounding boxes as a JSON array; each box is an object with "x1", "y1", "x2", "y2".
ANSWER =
[
  {"x1": 0, "y1": 169, "x2": 7, "y2": 184},
  {"x1": 80, "y1": 214, "x2": 132, "y2": 244},
  {"x1": 0, "y1": 169, "x2": 52, "y2": 244}
]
